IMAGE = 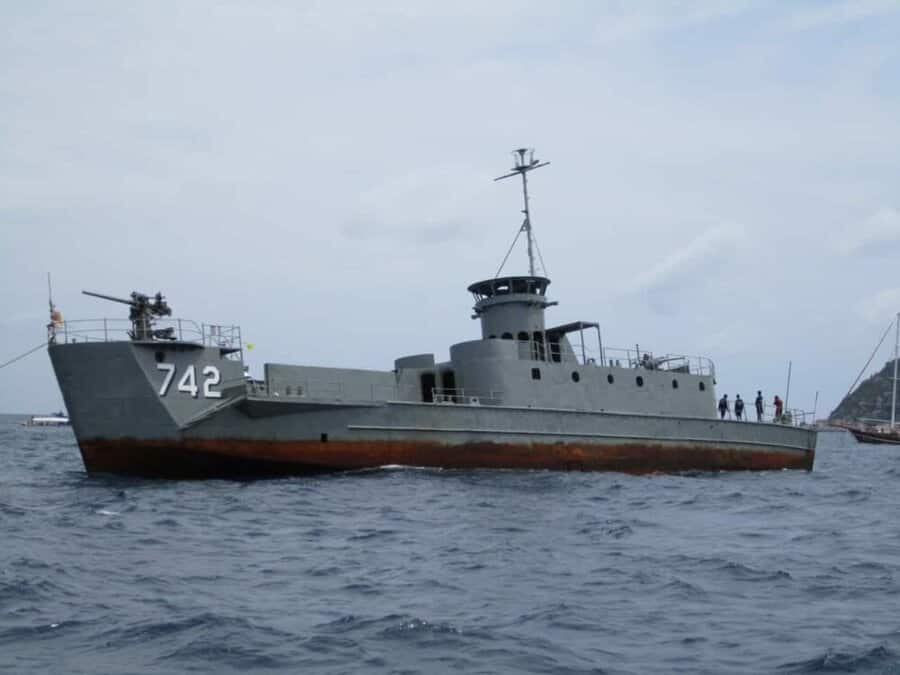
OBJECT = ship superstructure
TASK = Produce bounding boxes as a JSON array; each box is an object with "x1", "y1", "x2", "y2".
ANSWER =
[{"x1": 47, "y1": 150, "x2": 816, "y2": 477}]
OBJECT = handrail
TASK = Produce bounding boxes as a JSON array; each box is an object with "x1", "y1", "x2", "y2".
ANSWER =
[
  {"x1": 431, "y1": 387, "x2": 503, "y2": 405},
  {"x1": 523, "y1": 334, "x2": 716, "y2": 377},
  {"x1": 599, "y1": 346, "x2": 715, "y2": 377},
  {"x1": 721, "y1": 405, "x2": 813, "y2": 427},
  {"x1": 50, "y1": 318, "x2": 242, "y2": 354}
]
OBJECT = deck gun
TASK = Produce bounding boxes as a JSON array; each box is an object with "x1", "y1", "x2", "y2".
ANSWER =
[{"x1": 82, "y1": 290, "x2": 174, "y2": 341}]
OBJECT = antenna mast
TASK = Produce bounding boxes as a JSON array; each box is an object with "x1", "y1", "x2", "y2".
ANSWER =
[{"x1": 495, "y1": 148, "x2": 550, "y2": 277}]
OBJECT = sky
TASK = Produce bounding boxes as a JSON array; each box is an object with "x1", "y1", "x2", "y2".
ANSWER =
[{"x1": 1, "y1": 0, "x2": 899, "y2": 417}]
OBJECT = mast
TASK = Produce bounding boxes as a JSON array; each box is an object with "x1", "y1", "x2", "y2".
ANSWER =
[
  {"x1": 494, "y1": 148, "x2": 550, "y2": 277},
  {"x1": 46, "y1": 272, "x2": 61, "y2": 343},
  {"x1": 47, "y1": 272, "x2": 54, "y2": 316},
  {"x1": 893, "y1": 312, "x2": 899, "y2": 427}
]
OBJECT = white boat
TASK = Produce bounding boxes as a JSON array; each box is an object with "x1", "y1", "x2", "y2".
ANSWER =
[{"x1": 24, "y1": 412, "x2": 70, "y2": 427}]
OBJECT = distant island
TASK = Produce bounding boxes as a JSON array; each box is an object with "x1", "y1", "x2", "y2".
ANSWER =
[{"x1": 830, "y1": 359, "x2": 899, "y2": 423}]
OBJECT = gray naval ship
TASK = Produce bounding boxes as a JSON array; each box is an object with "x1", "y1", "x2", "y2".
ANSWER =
[{"x1": 48, "y1": 149, "x2": 816, "y2": 478}]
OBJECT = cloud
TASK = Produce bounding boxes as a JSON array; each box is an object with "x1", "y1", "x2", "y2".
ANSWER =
[
  {"x1": 631, "y1": 223, "x2": 746, "y2": 290},
  {"x1": 1, "y1": 2, "x2": 899, "y2": 417},
  {"x1": 339, "y1": 164, "x2": 486, "y2": 245},
  {"x1": 857, "y1": 287, "x2": 900, "y2": 323},
  {"x1": 590, "y1": 2, "x2": 757, "y2": 44},
  {"x1": 340, "y1": 218, "x2": 468, "y2": 245},
  {"x1": 833, "y1": 207, "x2": 900, "y2": 256},
  {"x1": 789, "y1": 0, "x2": 900, "y2": 30},
  {"x1": 612, "y1": 223, "x2": 750, "y2": 317}
]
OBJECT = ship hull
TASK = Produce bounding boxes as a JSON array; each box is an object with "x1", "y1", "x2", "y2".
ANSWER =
[
  {"x1": 49, "y1": 341, "x2": 817, "y2": 479},
  {"x1": 76, "y1": 435, "x2": 813, "y2": 479},
  {"x1": 848, "y1": 428, "x2": 900, "y2": 445}
]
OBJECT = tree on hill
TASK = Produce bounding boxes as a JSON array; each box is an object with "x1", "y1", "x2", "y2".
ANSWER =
[{"x1": 830, "y1": 359, "x2": 900, "y2": 422}]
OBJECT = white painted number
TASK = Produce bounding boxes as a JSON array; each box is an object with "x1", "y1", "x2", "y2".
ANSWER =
[
  {"x1": 157, "y1": 363, "x2": 222, "y2": 399},
  {"x1": 202, "y1": 365, "x2": 222, "y2": 399},
  {"x1": 177, "y1": 365, "x2": 199, "y2": 398},
  {"x1": 157, "y1": 363, "x2": 176, "y2": 396}
]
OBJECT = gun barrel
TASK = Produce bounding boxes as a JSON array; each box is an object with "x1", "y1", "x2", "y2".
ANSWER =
[{"x1": 82, "y1": 290, "x2": 135, "y2": 305}]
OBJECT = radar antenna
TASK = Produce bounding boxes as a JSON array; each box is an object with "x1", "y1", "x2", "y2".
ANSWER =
[{"x1": 494, "y1": 148, "x2": 550, "y2": 277}]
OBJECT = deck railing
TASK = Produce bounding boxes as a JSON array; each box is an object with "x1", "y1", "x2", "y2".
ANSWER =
[
  {"x1": 431, "y1": 387, "x2": 504, "y2": 406},
  {"x1": 565, "y1": 341, "x2": 715, "y2": 378},
  {"x1": 605, "y1": 348, "x2": 716, "y2": 378},
  {"x1": 50, "y1": 318, "x2": 243, "y2": 354},
  {"x1": 718, "y1": 406, "x2": 813, "y2": 427}
]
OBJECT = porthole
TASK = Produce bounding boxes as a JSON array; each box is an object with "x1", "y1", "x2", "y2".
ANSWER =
[
  {"x1": 672, "y1": 379, "x2": 679, "y2": 389},
  {"x1": 531, "y1": 367, "x2": 541, "y2": 380},
  {"x1": 699, "y1": 381, "x2": 706, "y2": 392},
  {"x1": 154, "y1": 351, "x2": 165, "y2": 363},
  {"x1": 636, "y1": 376, "x2": 644, "y2": 387},
  {"x1": 571, "y1": 371, "x2": 580, "y2": 383},
  {"x1": 607, "y1": 374, "x2": 615, "y2": 384},
  {"x1": 502, "y1": 332, "x2": 513, "y2": 340},
  {"x1": 489, "y1": 334, "x2": 497, "y2": 339}
]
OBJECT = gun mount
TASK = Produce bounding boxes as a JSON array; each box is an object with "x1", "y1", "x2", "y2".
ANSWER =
[{"x1": 82, "y1": 290, "x2": 174, "y2": 341}]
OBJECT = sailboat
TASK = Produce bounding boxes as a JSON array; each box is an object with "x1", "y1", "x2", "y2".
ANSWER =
[{"x1": 840, "y1": 312, "x2": 900, "y2": 444}]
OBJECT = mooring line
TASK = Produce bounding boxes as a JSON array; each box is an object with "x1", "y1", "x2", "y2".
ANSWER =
[{"x1": 0, "y1": 342, "x2": 47, "y2": 370}]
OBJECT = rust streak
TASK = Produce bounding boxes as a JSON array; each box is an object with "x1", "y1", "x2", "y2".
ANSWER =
[{"x1": 78, "y1": 437, "x2": 814, "y2": 479}]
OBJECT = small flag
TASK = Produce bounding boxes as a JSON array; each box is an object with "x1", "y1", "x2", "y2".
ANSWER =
[{"x1": 245, "y1": 342, "x2": 255, "y2": 351}]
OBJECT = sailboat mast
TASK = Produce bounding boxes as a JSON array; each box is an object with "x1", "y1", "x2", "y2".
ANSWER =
[{"x1": 893, "y1": 312, "x2": 899, "y2": 428}]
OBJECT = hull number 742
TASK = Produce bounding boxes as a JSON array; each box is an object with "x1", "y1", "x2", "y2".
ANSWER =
[{"x1": 156, "y1": 363, "x2": 222, "y2": 398}]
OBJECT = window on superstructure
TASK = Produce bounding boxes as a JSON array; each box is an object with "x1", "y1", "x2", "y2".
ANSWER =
[
  {"x1": 672, "y1": 379, "x2": 679, "y2": 389},
  {"x1": 636, "y1": 376, "x2": 644, "y2": 387},
  {"x1": 502, "y1": 332, "x2": 513, "y2": 340},
  {"x1": 517, "y1": 331, "x2": 529, "y2": 341},
  {"x1": 699, "y1": 381, "x2": 706, "y2": 391},
  {"x1": 607, "y1": 374, "x2": 615, "y2": 384},
  {"x1": 531, "y1": 368, "x2": 541, "y2": 380}
]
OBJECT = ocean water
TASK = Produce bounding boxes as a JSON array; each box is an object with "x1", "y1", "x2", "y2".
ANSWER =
[{"x1": 1, "y1": 416, "x2": 899, "y2": 675}]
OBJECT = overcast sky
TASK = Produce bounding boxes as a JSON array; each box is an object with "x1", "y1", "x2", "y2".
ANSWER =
[{"x1": 2, "y1": 0, "x2": 900, "y2": 417}]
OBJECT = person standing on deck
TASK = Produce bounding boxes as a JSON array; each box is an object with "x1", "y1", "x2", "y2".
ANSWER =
[
  {"x1": 755, "y1": 390, "x2": 764, "y2": 422},
  {"x1": 773, "y1": 395, "x2": 784, "y2": 421},
  {"x1": 734, "y1": 395, "x2": 745, "y2": 421},
  {"x1": 718, "y1": 394, "x2": 730, "y2": 420}
]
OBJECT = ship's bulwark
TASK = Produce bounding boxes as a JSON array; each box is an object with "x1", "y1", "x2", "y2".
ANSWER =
[{"x1": 77, "y1": 438, "x2": 813, "y2": 479}]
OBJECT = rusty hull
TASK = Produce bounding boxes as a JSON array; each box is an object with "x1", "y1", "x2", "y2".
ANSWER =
[{"x1": 78, "y1": 437, "x2": 814, "y2": 479}]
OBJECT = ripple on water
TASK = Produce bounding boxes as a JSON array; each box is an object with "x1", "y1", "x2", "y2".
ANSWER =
[
  {"x1": 2, "y1": 419, "x2": 899, "y2": 674},
  {"x1": 779, "y1": 644, "x2": 897, "y2": 672}
]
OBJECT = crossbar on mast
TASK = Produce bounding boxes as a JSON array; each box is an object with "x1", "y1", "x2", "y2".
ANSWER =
[{"x1": 494, "y1": 148, "x2": 549, "y2": 277}]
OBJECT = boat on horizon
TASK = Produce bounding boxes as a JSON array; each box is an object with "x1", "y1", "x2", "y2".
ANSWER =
[
  {"x1": 46, "y1": 149, "x2": 816, "y2": 478},
  {"x1": 23, "y1": 412, "x2": 70, "y2": 427},
  {"x1": 834, "y1": 312, "x2": 900, "y2": 445}
]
